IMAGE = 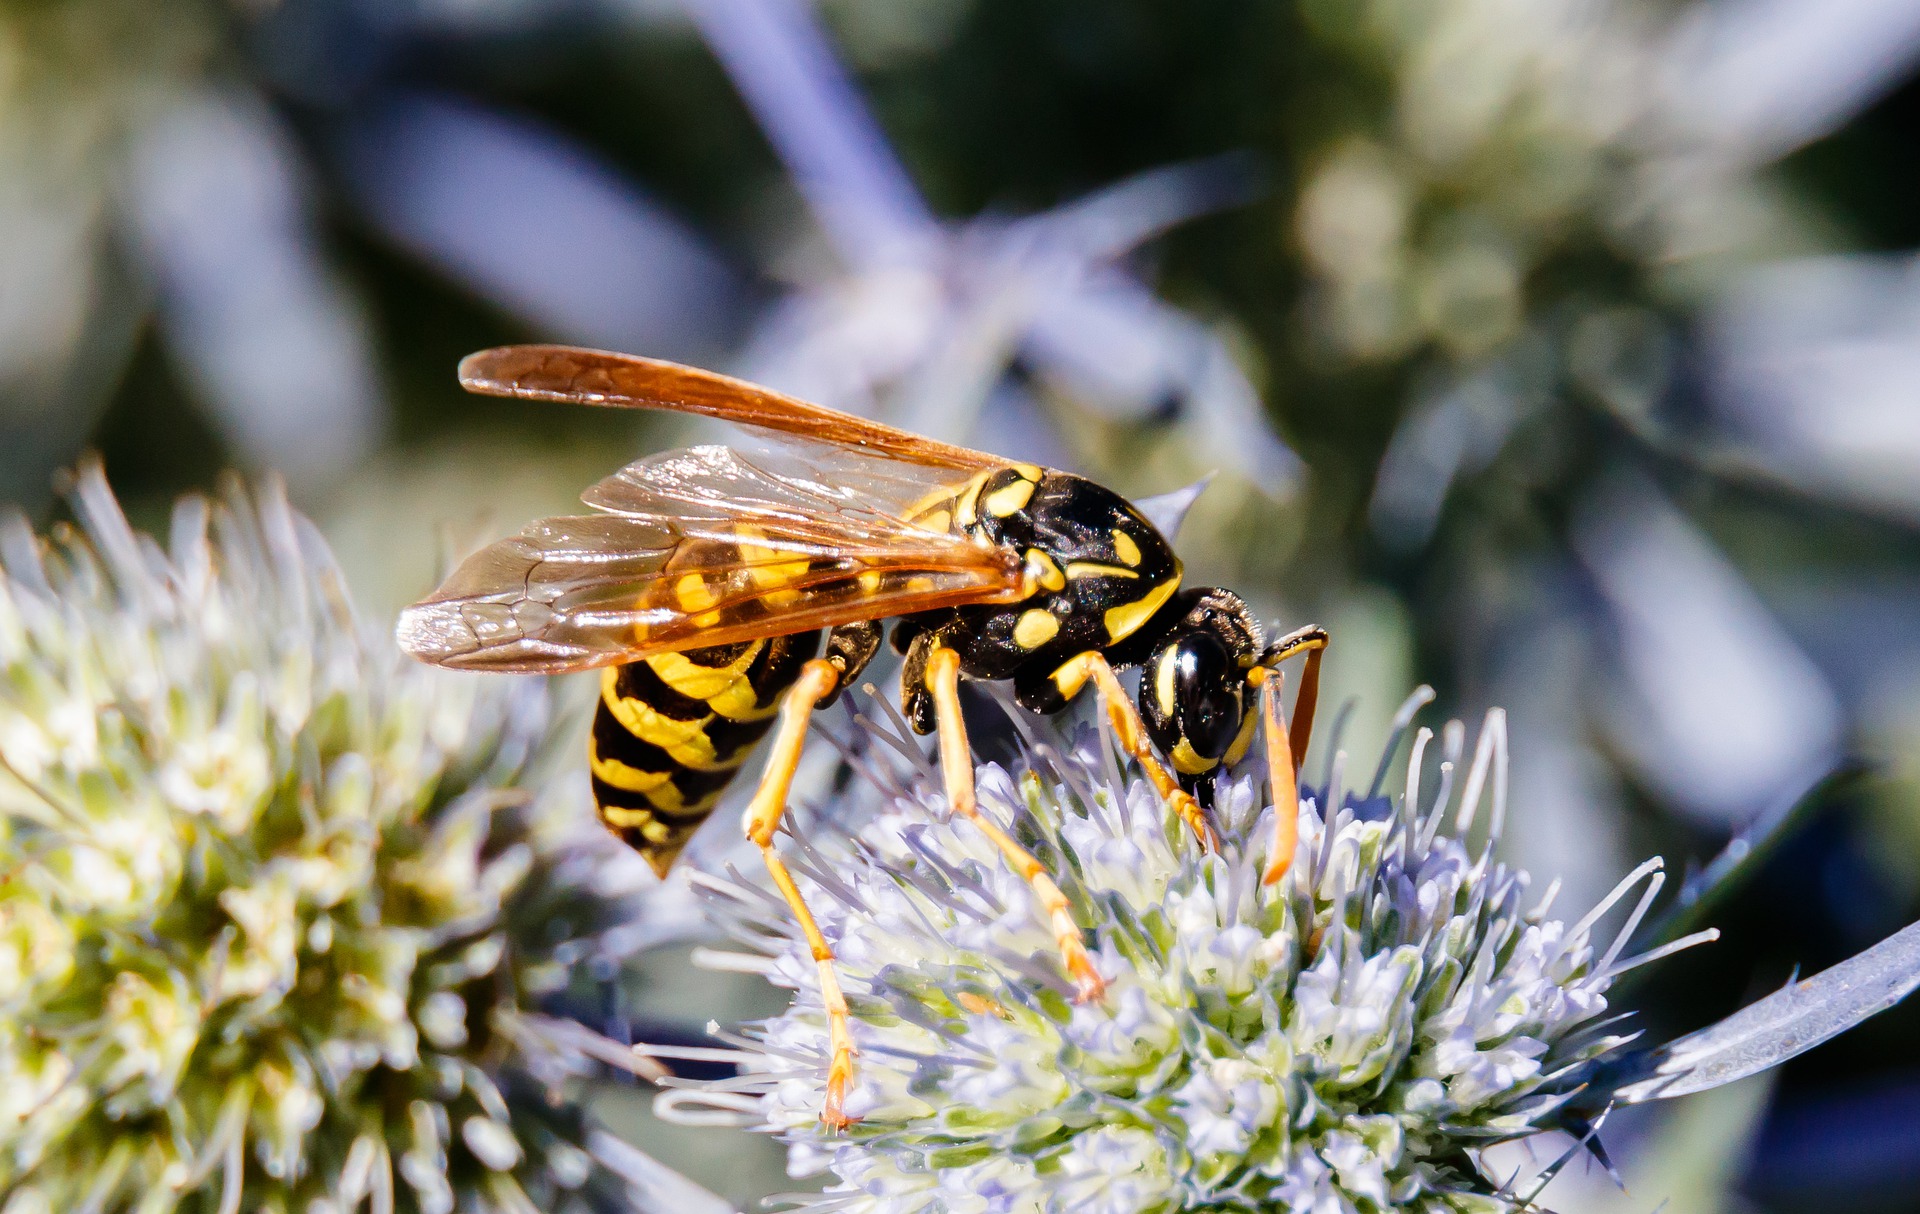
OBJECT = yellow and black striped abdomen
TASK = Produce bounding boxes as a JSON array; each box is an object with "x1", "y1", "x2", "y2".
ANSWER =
[{"x1": 591, "y1": 631, "x2": 821, "y2": 876}]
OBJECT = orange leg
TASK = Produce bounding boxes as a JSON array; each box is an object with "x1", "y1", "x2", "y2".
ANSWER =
[
  {"x1": 1264, "y1": 625, "x2": 1327, "y2": 764},
  {"x1": 1256, "y1": 670, "x2": 1300, "y2": 887},
  {"x1": 742, "y1": 659, "x2": 856, "y2": 1130},
  {"x1": 1255, "y1": 625, "x2": 1327, "y2": 887},
  {"x1": 925, "y1": 647, "x2": 1107, "y2": 1002},
  {"x1": 1052, "y1": 650, "x2": 1217, "y2": 851}
]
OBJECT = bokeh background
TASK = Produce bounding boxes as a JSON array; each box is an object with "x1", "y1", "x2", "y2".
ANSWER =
[{"x1": 7, "y1": 0, "x2": 1920, "y2": 1208}]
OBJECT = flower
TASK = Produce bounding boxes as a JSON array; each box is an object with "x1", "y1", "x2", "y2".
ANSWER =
[
  {"x1": 0, "y1": 461, "x2": 693, "y2": 1213},
  {"x1": 680, "y1": 0, "x2": 1299, "y2": 492},
  {"x1": 1279, "y1": 0, "x2": 1920, "y2": 909},
  {"x1": 0, "y1": 0, "x2": 390, "y2": 497},
  {"x1": 666, "y1": 688, "x2": 1919, "y2": 1214}
]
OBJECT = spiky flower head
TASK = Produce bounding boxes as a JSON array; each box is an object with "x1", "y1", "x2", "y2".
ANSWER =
[
  {"x1": 0, "y1": 463, "x2": 678, "y2": 1214},
  {"x1": 668, "y1": 692, "x2": 1805, "y2": 1214}
]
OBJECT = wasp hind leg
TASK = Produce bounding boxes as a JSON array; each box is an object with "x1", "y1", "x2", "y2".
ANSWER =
[
  {"x1": 1253, "y1": 624, "x2": 1328, "y2": 887},
  {"x1": 741, "y1": 623, "x2": 880, "y2": 1131},
  {"x1": 1050, "y1": 651, "x2": 1217, "y2": 851},
  {"x1": 923, "y1": 645, "x2": 1107, "y2": 1003}
]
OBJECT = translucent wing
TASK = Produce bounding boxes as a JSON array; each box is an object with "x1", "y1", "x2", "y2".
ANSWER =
[
  {"x1": 397, "y1": 444, "x2": 1025, "y2": 672},
  {"x1": 458, "y1": 344, "x2": 1008, "y2": 472}
]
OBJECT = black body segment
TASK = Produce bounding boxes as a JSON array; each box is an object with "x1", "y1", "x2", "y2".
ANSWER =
[
  {"x1": 591, "y1": 631, "x2": 822, "y2": 875},
  {"x1": 1133, "y1": 589, "x2": 1268, "y2": 804},
  {"x1": 409, "y1": 342, "x2": 1335, "y2": 1111},
  {"x1": 893, "y1": 468, "x2": 1186, "y2": 731}
]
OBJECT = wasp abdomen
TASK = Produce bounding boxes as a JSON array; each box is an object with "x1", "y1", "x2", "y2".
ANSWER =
[{"x1": 591, "y1": 632, "x2": 821, "y2": 875}]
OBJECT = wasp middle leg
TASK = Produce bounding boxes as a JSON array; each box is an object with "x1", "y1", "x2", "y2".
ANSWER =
[
  {"x1": 922, "y1": 644, "x2": 1107, "y2": 1003},
  {"x1": 740, "y1": 623, "x2": 879, "y2": 1130}
]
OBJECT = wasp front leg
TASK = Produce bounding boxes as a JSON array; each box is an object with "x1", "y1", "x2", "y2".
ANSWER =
[
  {"x1": 915, "y1": 641, "x2": 1107, "y2": 1003},
  {"x1": 1254, "y1": 624, "x2": 1327, "y2": 886},
  {"x1": 1252, "y1": 668, "x2": 1299, "y2": 887},
  {"x1": 1260, "y1": 625, "x2": 1328, "y2": 765},
  {"x1": 1049, "y1": 651, "x2": 1216, "y2": 851}
]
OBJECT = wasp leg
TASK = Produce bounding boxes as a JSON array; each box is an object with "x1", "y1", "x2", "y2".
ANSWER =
[
  {"x1": 742, "y1": 657, "x2": 857, "y2": 1130},
  {"x1": 1254, "y1": 625, "x2": 1326, "y2": 887},
  {"x1": 924, "y1": 646, "x2": 1107, "y2": 1003},
  {"x1": 1259, "y1": 624, "x2": 1328, "y2": 762},
  {"x1": 1053, "y1": 651, "x2": 1216, "y2": 851},
  {"x1": 1252, "y1": 668, "x2": 1300, "y2": 887}
]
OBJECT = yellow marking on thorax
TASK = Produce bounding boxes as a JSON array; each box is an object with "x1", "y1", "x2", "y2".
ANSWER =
[
  {"x1": 675, "y1": 573, "x2": 720, "y2": 612},
  {"x1": 1011, "y1": 463, "x2": 1044, "y2": 481},
  {"x1": 739, "y1": 526, "x2": 814, "y2": 610},
  {"x1": 751, "y1": 583, "x2": 804, "y2": 611},
  {"x1": 954, "y1": 472, "x2": 991, "y2": 528},
  {"x1": 984, "y1": 478, "x2": 1036, "y2": 518},
  {"x1": 1104, "y1": 573, "x2": 1181, "y2": 644},
  {"x1": 920, "y1": 508, "x2": 952, "y2": 534},
  {"x1": 1112, "y1": 530, "x2": 1142, "y2": 567},
  {"x1": 1066, "y1": 561, "x2": 1139, "y2": 580},
  {"x1": 904, "y1": 471, "x2": 989, "y2": 529},
  {"x1": 1013, "y1": 608, "x2": 1059, "y2": 649},
  {"x1": 1026, "y1": 550, "x2": 1066, "y2": 592}
]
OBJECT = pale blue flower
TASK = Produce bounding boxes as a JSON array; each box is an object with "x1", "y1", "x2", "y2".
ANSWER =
[{"x1": 660, "y1": 691, "x2": 1920, "y2": 1213}]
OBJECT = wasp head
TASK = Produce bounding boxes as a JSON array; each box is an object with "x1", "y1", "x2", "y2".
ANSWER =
[{"x1": 1136, "y1": 588, "x2": 1265, "y2": 804}]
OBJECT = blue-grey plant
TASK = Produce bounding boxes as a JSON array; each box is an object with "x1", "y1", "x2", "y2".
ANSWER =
[
  {"x1": 0, "y1": 463, "x2": 702, "y2": 1214},
  {"x1": 682, "y1": 0, "x2": 1299, "y2": 492},
  {"x1": 662, "y1": 690, "x2": 1920, "y2": 1214}
]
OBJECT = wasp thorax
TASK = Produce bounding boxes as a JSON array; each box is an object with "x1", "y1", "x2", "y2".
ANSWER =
[{"x1": 980, "y1": 472, "x2": 1182, "y2": 645}]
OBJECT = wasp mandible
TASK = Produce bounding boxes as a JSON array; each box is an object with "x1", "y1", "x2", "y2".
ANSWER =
[{"x1": 398, "y1": 345, "x2": 1328, "y2": 1127}]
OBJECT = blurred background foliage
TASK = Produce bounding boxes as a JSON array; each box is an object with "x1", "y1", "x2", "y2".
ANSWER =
[{"x1": 7, "y1": 0, "x2": 1920, "y2": 1208}]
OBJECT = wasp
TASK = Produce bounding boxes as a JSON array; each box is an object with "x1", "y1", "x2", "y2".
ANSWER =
[{"x1": 398, "y1": 345, "x2": 1328, "y2": 1127}]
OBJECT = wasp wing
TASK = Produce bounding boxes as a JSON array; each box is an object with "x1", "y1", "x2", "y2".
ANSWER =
[
  {"x1": 458, "y1": 344, "x2": 1008, "y2": 473},
  {"x1": 397, "y1": 444, "x2": 1024, "y2": 672}
]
